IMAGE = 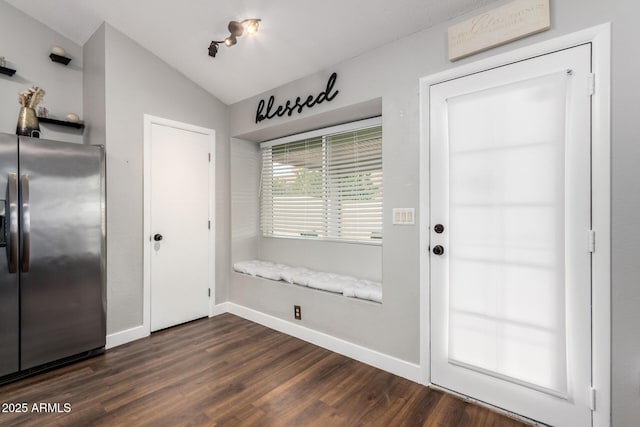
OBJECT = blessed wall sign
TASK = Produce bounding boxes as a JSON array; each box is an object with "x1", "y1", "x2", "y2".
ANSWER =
[{"x1": 255, "y1": 72, "x2": 339, "y2": 123}]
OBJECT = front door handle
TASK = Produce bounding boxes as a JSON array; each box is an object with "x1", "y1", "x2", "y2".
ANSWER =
[
  {"x1": 153, "y1": 233, "x2": 163, "y2": 242},
  {"x1": 432, "y1": 245, "x2": 445, "y2": 256}
]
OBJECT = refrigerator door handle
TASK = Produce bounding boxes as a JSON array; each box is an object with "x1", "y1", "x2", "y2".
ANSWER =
[
  {"x1": 0, "y1": 203, "x2": 4, "y2": 247},
  {"x1": 20, "y1": 174, "x2": 30, "y2": 273},
  {"x1": 7, "y1": 173, "x2": 18, "y2": 274}
]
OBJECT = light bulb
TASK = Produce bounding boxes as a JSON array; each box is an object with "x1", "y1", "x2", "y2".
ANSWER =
[
  {"x1": 243, "y1": 19, "x2": 260, "y2": 35},
  {"x1": 246, "y1": 21, "x2": 259, "y2": 35},
  {"x1": 224, "y1": 35, "x2": 237, "y2": 47}
]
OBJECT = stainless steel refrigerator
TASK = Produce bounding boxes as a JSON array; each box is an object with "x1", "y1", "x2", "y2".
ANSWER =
[{"x1": 0, "y1": 133, "x2": 105, "y2": 382}]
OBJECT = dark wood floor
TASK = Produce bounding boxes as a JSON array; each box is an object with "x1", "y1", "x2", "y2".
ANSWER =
[{"x1": 0, "y1": 314, "x2": 529, "y2": 426}]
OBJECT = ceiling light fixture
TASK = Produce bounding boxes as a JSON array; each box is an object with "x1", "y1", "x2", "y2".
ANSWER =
[{"x1": 208, "y1": 18, "x2": 261, "y2": 58}]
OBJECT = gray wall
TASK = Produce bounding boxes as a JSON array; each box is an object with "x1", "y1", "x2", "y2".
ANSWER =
[
  {"x1": 92, "y1": 24, "x2": 230, "y2": 334},
  {"x1": 231, "y1": 138, "x2": 260, "y2": 264},
  {"x1": 229, "y1": 32, "x2": 426, "y2": 363},
  {"x1": 607, "y1": 1, "x2": 640, "y2": 425},
  {"x1": 229, "y1": 0, "x2": 640, "y2": 425},
  {"x1": 0, "y1": 1, "x2": 83, "y2": 143}
]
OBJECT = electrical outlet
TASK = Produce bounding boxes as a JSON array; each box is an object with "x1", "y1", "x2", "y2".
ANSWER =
[{"x1": 294, "y1": 305, "x2": 302, "y2": 320}]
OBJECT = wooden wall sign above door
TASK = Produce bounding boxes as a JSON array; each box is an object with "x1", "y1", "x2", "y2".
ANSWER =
[{"x1": 448, "y1": 0, "x2": 550, "y2": 61}]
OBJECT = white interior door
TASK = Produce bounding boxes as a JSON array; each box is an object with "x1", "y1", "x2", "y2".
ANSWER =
[
  {"x1": 150, "y1": 122, "x2": 212, "y2": 332},
  {"x1": 430, "y1": 44, "x2": 592, "y2": 426}
]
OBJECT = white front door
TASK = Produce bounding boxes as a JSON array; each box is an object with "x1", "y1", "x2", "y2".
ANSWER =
[
  {"x1": 430, "y1": 44, "x2": 592, "y2": 426},
  {"x1": 148, "y1": 120, "x2": 213, "y2": 332}
]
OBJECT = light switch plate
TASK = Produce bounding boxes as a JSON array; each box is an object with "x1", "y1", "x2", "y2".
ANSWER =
[{"x1": 392, "y1": 208, "x2": 415, "y2": 225}]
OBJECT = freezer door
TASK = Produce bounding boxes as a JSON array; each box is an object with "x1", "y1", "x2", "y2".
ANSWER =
[
  {"x1": 0, "y1": 134, "x2": 19, "y2": 377},
  {"x1": 19, "y1": 137, "x2": 105, "y2": 369}
]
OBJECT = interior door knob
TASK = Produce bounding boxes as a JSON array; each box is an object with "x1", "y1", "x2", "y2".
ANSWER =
[
  {"x1": 153, "y1": 233, "x2": 163, "y2": 242},
  {"x1": 432, "y1": 245, "x2": 444, "y2": 256},
  {"x1": 434, "y1": 224, "x2": 445, "y2": 234}
]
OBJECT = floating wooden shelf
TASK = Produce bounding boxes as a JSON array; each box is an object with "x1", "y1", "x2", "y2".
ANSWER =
[
  {"x1": 38, "y1": 117, "x2": 84, "y2": 130},
  {"x1": 49, "y1": 53, "x2": 71, "y2": 65},
  {"x1": 0, "y1": 65, "x2": 17, "y2": 76}
]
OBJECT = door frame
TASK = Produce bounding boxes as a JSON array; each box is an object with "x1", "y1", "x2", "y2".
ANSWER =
[
  {"x1": 418, "y1": 24, "x2": 611, "y2": 426},
  {"x1": 143, "y1": 114, "x2": 216, "y2": 336}
]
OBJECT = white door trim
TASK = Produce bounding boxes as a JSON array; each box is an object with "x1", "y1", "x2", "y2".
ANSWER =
[
  {"x1": 419, "y1": 23, "x2": 611, "y2": 427},
  {"x1": 143, "y1": 114, "x2": 216, "y2": 336}
]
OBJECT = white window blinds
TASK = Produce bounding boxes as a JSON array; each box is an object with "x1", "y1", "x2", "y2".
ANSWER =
[{"x1": 261, "y1": 119, "x2": 383, "y2": 244}]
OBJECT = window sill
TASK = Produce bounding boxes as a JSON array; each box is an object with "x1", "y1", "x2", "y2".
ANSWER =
[{"x1": 261, "y1": 234, "x2": 382, "y2": 246}]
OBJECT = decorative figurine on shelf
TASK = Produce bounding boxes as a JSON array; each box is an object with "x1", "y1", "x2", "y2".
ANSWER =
[
  {"x1": 51, "y1": 46, "x2": 66, "y2": 57},
  {"x1": 49, "y1": 46, "x2": 71, "y2": 65},
  {"x1": 17, "y1": 86, "x2": 45, "y2": 138},
  {"x1": 65, "y1": 113, "x2": 80, "y2": 123}
]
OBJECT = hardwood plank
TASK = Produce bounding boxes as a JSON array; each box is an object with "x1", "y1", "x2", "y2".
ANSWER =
[
  {"x1": 424, "y1": 393, "x2": 469, "y2": 426},
  {"x1": 395, "y1": 387, "x2": 444, "y2": 427},
  {"x1": 0, "y1": 314, "x2": 530, "y2": 426}
]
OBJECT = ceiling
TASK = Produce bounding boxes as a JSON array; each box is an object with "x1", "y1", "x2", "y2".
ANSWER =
[{"x1": 6, "y1": 0, "x2": 499, "y2": 105}]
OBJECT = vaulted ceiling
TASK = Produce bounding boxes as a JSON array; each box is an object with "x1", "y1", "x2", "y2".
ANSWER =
[{"x1": 7, "y1": 0, "x2": 499, "y2": 104}]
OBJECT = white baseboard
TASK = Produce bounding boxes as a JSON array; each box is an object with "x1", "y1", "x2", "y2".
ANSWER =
[
  {"x1": 226, "y1": 302, "x2": 421, "y2": 383},
  {"x1": 105, "y1": 324, "x2": 149, "y2": 349},
  {"x1": 209, "y1": 302, "x2": 230, "y2": 317}
]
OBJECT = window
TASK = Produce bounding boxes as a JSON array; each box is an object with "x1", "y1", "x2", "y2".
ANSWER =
[{"x1": 260, "y1": 118, "x2": 383, "y2": 244}]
